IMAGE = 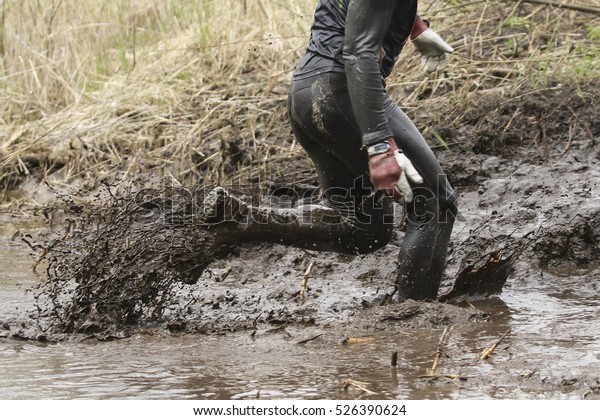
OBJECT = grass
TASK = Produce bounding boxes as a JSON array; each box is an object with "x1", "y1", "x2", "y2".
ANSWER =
[{"x1": 1, "y1": 0, "x2": 599, "y2": 205}]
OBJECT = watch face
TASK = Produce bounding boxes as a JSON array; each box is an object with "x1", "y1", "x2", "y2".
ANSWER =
[{"x1": 368, "y1": 142, "x2": 390, "y2": 156}]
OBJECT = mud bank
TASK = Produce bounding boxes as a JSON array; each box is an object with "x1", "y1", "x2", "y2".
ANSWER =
[
  {"x1": 1, "y1": 81, "x2": 598, "y2": 336},
  {"x1": 1, "y1": 81, "x2": 599, "y2": 399}
]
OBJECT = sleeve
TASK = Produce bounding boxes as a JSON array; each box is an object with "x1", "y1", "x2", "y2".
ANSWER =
[
  {"x1": 342, "y1": 0, "x2": 398, "y2": 146},
  {"x1": 381, "y1": 14, "x2": 421, "y2": 78}
]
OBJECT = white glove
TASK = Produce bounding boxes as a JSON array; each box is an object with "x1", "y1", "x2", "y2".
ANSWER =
[
  {"x1": 393, "y1": 151, "x2": 424, "y2": 203},
  {"x1": 412, "y1": 28, "x2": 454, "y2": 73}
]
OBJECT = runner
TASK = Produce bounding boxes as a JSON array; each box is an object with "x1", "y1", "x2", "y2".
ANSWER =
[{"x1": 285, "y1": 0, "x2": 458, "y2": 300}]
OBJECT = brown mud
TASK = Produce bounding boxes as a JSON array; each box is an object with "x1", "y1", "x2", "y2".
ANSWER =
[{"x1": 1, "y1": 80, "x2": 599, "y2": 399}]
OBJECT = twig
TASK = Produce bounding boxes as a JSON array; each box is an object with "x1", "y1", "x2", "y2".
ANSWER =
[
  {"x1": 567, "y1": 105, "x2": 594, "y2": 142},
  {"x1": 480, "y1": 328, "x2": 512, "y2": 360},
  {"x1": 130, "y1": 18, "x2": 137, "y2": 74},
  {"x1": 520, "y1": 369, "x2": 538, "y2": 379},
  {"x1": 0, "y1": 0, "x2": 5, "y2": 60},
  {"x1": 432, "y1": 1, "x2": 488, "y2": 14},
  {"x1": 419, "y1": 374, "x2": 468, "y2": 381},
  {"x1": 430, "y1": 326, "x2": 453, "y2": 376},
  {"x1": 560, "y1": 123, "x2": 575, "y2": 156},
  {"x1": 533, "y1": 112, "x2": 548, "y2": 159},
  {"x1": 299, "y1": 260, "x2": 315, "y2": 301},
  {"x1": 215, "y1": 267, "x2": 233, "y2": 283},
  {"x1": 514, "y1": 0, "x2": 600, "y2": 15},
  {"x1": 340, "y1": 337, "x2": 374, "y2": 345},
  {"x1": 296, "y1": 333, "x2": 323, "y2": 345},
  {"x1": 341, "y1": 380, "x2": 377, "y2": 396}
]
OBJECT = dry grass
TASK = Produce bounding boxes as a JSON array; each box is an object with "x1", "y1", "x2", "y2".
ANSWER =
[{"x1": 1, "y1": 0, "x2": 599, "y2": 205}]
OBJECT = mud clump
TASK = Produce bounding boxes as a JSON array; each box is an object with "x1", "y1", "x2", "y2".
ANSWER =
[
  {"x1": 532, "y1": 208, "x2": 600, "y2": 267},
  {"x1": 366, "y1": 300, "x2": 491, "y2": 330}
]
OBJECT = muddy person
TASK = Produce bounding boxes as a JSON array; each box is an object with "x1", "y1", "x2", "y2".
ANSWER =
[{"x1": 207, "y1": 0, "x2": 457, "y2": 301}]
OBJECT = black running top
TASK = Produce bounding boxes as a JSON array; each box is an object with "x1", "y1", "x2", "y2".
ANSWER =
[{"x1": 293, "y1": 0, "x2": 419, "y2": 145}]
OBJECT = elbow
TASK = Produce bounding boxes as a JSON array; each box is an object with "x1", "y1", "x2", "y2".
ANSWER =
[
  {"x1": 343, "y1": 44, "x2": 379, "y2": 64},
  {"x1": 343, "y1": 32, "x2": 381, "y2": 66}
]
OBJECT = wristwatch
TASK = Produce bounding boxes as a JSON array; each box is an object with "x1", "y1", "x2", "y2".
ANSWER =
[{"x1": 367, "y1": 141, "x2": 391, "y2": 157}]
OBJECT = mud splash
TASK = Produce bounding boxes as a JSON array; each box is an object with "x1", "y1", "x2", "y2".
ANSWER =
[{"x1": 21, "y1": 183, "x2": 249, "y2": 336}]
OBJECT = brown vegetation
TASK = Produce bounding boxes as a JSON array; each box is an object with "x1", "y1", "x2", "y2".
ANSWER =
[{"x1": 1, "y1": 0, "x2": 599, "y2": 206}]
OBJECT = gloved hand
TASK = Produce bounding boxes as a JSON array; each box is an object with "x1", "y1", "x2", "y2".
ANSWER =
[
  {"x1": 411, "y1": 18, "x2": 454, "y2": 73},
  {"x1": 394, "y1": 150, "x2": 423, "y2": 202},
  {"x1": 368, "y1": 139, "x2": 423, "y2": 202}
]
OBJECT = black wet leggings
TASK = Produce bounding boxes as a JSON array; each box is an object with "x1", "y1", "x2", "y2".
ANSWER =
[{"x1": 286, "y1": 72, "x2": 458, "y2": 300}]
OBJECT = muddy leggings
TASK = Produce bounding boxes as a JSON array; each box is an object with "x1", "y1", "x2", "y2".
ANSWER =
[{"x1": 241, "y1": 72, "x2": 457, "y2": 300}]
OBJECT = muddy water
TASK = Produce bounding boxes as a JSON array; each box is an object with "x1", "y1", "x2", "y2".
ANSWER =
[{"x1": 1, "y1": 236, "x2": 599, "y2": 400}]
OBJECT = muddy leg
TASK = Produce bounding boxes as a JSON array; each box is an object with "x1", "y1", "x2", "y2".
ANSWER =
[
  {"x1": 385, "y1": 101, "x2": 458, "y2": 301},
  {"x1": 395, "y1": 185, "x2": 457, "y2": 300},
  {"x1": 203, "y1": 187, "x2": 395, "y2": 255}
]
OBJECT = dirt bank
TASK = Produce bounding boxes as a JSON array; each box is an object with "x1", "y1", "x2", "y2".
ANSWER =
[{"x1": 0, "y1": 79, "x2": 597, "y2": 340}]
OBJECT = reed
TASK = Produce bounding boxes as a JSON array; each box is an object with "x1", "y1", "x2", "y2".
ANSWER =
[{"x1": 1, "y1": 0, "x2": 599, "y2": 204}]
